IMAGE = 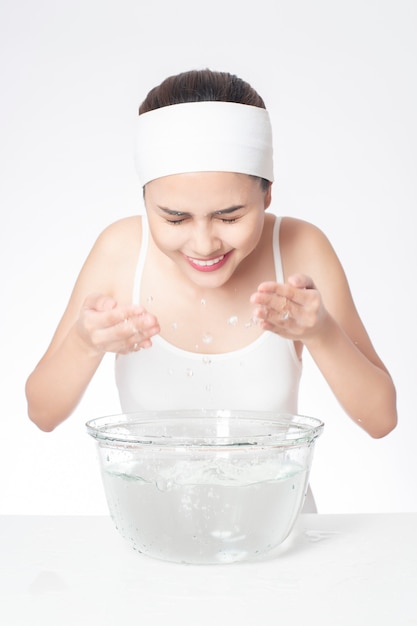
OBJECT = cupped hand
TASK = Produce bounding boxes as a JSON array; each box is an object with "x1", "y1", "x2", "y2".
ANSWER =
[
  {"x1": 250, "y1": 274, "x2": 328, "y2": 341},
  {"x1": 76, "y1": 294, "x2": 160, "y2": 355}
]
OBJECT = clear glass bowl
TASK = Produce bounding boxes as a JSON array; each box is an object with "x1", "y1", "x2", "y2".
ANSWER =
[{"x1": 86, "y1": 410, "x2": 324, "y2": 564}]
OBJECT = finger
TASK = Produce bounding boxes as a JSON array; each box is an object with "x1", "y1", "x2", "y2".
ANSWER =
[
  {"x1": 251, "y1": 284, "x2": 294, "y2": 312},
  {"x1": 254, "y1": 282, "x2": 315, "y2": 308},
  {"x1": 254, "y1": 281, "x2": 288, "y2": 295},
  {"x1": 83, "y1": 293, "x2": 118, "y2": 312},
  {"x1": 100, "y1": 305, "x2": 156, "y2": 331},
  {"x1": 287, "y1": 274, "x2": 316, "y2": 290},
  {"x1": 129, "y1": 310, "x2": 160, "y2": 334},
  {"x1": 250, "y1": 283, "x2": 289, "y2": 307}
]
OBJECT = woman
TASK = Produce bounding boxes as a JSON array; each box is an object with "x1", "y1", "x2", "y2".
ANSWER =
[{"x1": 25, "y1": 69, "x2": 397, "y2": 445}]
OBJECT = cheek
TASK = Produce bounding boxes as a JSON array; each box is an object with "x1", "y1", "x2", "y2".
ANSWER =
[
  {"x1": 242, "y1": 216, "x2": 264, "y2": 248},
  {"x1": 147, "y1": 218, "x2": 184, "y2": 252},
  {"x1": 154, "y1": 232, "x2": 184, "y2": 252}
]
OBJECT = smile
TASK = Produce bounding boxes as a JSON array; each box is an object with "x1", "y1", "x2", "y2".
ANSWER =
[{"x1": 185, "y1": 252, "x2": 231, "y2": 272}]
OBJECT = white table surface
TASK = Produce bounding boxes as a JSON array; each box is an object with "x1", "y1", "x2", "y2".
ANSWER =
[{"x1": 1, "y1": 513, "x2": 416, "y2": 626}]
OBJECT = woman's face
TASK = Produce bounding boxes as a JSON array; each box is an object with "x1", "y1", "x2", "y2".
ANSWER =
[{"x1": 144, "y1": 171, "x2": 272, "y2": 289}]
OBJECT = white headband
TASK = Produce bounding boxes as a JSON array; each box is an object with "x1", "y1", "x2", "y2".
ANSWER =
[{"x1": 134, "y1": 101, "x2": 274, "y2": 186}]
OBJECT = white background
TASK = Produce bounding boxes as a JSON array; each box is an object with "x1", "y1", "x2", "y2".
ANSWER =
[{"x1": 1, "y1": 0, "x2": 416, "y2": 515}]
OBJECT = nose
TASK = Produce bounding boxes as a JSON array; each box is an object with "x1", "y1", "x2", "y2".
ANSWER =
[{"x1": 190, "y1": 221, "x2": 222, "y2": 257}]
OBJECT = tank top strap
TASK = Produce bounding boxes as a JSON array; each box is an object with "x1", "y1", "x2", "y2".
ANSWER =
[
  {"x1": 272, "y1": 215, "x2": 284, "y2": 283},
  {"x1": 132, "y1": 215, "x2": 149, "y2": 305}
]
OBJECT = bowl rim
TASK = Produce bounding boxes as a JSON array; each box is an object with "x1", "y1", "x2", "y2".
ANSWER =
[{"x1": 85, "y1": 410, "x2": 324, "y2": 448}]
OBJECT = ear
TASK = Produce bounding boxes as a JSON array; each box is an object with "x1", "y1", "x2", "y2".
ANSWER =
[{"x1": 264, "y1": 182, "x2": 272, "y2": 210}]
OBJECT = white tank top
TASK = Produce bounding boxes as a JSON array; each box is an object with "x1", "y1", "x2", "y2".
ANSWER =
[{"x1": 115, "y1": 215, "x2": 302, "y2": 414}]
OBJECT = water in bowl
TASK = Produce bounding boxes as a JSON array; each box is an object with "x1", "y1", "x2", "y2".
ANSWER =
[{"x1": 102, "y1": 456, "x2": 308, "y2": 564}]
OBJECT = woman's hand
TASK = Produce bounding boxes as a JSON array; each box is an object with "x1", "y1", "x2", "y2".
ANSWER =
[
  {"x1": 250, "y1": 274, "x2": 328, "y2": 343},
  {"x1": 76, "y1": 294, "x2": 160, "y2": 356}
]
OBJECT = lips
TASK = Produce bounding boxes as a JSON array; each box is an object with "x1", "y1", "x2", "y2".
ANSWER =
[{"x1": 185, "y1": 251, "x2": 231, "y2": 272}]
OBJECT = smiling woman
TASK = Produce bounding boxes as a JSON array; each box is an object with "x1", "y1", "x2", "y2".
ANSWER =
[{"x1": 25, "y1": 68, "x2": 396, "y2": 455}]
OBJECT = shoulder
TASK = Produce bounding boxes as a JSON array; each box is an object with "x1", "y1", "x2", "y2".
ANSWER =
[
  {"x1": 279, "y1": 216, "x2": 336, "y2": 261},
  {"x1": 279, "y1": 216, "x2": 330, "y2": 249},
  {"x1": 278, "y1": 216, "x2": 345, "y2": 284},
  {"x1": 94, "y1": 215, "x2": 143, "y2": 255},
  {"x1": 88, "y1": 215, "x2": 144, "y2": 272},
  {"x1": 76, "y1": 215, "x2": 144, "y2": 302}
]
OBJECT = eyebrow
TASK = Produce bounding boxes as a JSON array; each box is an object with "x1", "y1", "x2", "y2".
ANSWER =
[{"x1": 157, "y1": 205, "x2": 245, "y2": 217}]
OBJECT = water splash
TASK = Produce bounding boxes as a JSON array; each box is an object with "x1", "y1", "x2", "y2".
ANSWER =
[{"x1": 245, "y1": 316, "x2": 260, "y2": 328}]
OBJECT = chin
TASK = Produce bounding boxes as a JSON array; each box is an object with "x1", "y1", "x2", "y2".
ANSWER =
[{"x1": 186, "y1": 268, "x2": 233, "y2": 289}]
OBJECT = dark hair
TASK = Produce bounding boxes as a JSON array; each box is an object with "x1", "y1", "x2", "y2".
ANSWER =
[
  {"x1": 139, "y1": 69, "x2": 266, "y2": 114},
  {"x1": 139, "y1": 69, "x2": 270, "y2": 191}
]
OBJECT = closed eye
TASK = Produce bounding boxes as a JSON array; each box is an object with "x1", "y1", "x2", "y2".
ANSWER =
[
  {"x1": 158, "y1": 205, "x2": 244, "y2": 225},
  {"x1": 219, "y1": 216, "x2": 239, "y2": 223},
  {"x1": 166, "y1": 218, "x2": 187, "y2": 225}
]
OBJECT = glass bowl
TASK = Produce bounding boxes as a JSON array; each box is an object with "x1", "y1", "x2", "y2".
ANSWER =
[{"x1": 86, "y1": 410, "x2": 324, "y2": 564}]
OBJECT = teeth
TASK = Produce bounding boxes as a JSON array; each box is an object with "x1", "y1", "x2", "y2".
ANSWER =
[{"x1": 191, "y1": 255, "x2": 224, "y2": 267}]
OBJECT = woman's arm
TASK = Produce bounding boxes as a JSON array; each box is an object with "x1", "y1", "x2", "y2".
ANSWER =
[
  {"x1": 25, "y1": 218, "x2": 160, "y2": 432},
  {"x1": 251, "y1": 218, "x2": 397, "y2": 438}
]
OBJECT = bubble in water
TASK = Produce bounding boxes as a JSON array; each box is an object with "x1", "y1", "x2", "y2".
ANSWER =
[
  {"x1": 186, "y1": 368, "x2": 194, "y2": 377},
  {"x1": 202, "y1": 333, "x2": 213, "y2": 344},
  {"x1": 156, "y1": 478, "x2": 173, "y2": 492},
  {"x1": 227, "y1": 315, "x2": 238, "y2": 327}
]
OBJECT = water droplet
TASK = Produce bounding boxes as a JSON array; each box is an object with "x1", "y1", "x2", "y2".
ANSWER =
[
  {"x1": 202, "y1": 356, "x2": 212, "y2": 365},
  {"x1": 202, "y1": 332, "x2": 213, "y2": 344},
  {"x1": 156, "y1": 478, "x2": 173, "y2": 492},
  {"x1": 244, "y1": 318, "x2": 254, "y2": 328},
  {"x1": 146, "y1": 295, "x2": 154, "y2": 304},
  {"x1": 227, "y1": 315, "x2": 238, "y2": 327},
  {"x1": 205, "y1": 384, "x2": 212, "y2": 393},
  {"x1": 200, "y1": 298, "x2": 206, "y2": 306},
  {"x1": 186, "y1": 368, "x2": 194, "y2": 377},
  {"x1": 172, "y1": 322, "x2": 178, "y2": 330}
]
